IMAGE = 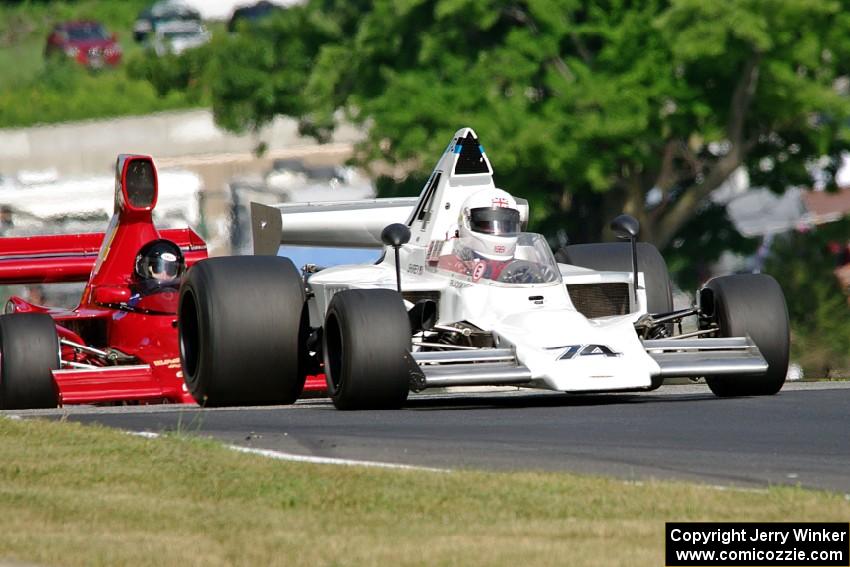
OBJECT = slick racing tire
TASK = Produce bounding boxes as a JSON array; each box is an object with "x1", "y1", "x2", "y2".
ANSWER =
[
  {"x1": 0, "y1": 313, "x2": 59, "y2": 409},
  {"x1": 703, "y1": 274, "x2": 789, "y2": 397},
  {"x1": 558, "y1": 242, "x2": 674, "y2": 315},
  {"x1": 323, "y1": 289, "x2": 411, "y2": 410},
  {"x1": 179, "y1": 256, "x2": 308, "y2": 406}
]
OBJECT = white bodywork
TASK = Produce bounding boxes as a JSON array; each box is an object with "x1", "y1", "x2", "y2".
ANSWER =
[
  {"x1": 303, "y1": 254, "x2": 656, "y2": 392},
  {"x1": 252, "y1": 128, "x2": 768, "y2": 393}
]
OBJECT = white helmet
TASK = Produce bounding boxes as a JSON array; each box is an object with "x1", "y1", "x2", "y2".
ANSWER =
[{"x1": 458, "y1": 188, "x2": 521, "y2": 261}]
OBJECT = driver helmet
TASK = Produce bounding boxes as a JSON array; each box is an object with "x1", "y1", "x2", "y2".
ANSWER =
[
  {"x1": 458, "y1": 188, "x2": 521, "y2": 261},
  {"x1": 134, "y1": 239, "x2": 185, "y2": 284}
]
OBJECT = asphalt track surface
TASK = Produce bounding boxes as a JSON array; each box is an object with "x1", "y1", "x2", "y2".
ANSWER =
[{"x1": 9, "y1": 382, "x2": 850, "y2": 494}]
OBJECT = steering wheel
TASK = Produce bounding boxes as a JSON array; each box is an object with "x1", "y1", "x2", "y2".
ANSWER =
[{"x1": 496, "y1": 260, "x2": 549, "y2": 284}]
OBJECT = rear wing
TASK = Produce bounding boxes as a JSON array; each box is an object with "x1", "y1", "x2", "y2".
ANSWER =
[
  {"x1": 251, "y1": 198, "x2": 418, "y2": 254},
  {"x1": 0, "y1": 228, "x2": 207, "y2": 284}
]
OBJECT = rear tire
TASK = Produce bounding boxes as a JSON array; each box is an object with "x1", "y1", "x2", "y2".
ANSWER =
[
  {"x1": 0, "y1": 313, "x2": 59, "y2": 409},
  {"x1": 704, "y1": 274, "x2": 789, "y2": 397},
  {"x1": 323, "y1": 289, "x2": 411, "y2": 410},
  {"x1": 558, "y1": 242, "x2": 674, "y2": 314},
  {"x1": 179, "y1": 256, "x2": 308, "y2": 406}
]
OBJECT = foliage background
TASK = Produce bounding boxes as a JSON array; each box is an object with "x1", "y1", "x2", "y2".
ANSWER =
[
  {"x1": 765, "y1": 219, "x2": 850, "y2": 377},
  {"x1": 2, "y1": 0, "x2": 850, "y2": 376},
  {"x1": 0, "y1": 0, "x2": 204, "y2": 128},
  {"x1": 125, "y1": 0, "x2": 850, "y2": 377}
]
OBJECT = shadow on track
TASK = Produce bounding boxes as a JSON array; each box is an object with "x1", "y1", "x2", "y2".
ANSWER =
[{"x1": 400, "y1": 389, "x2": 717, "y2": 411}]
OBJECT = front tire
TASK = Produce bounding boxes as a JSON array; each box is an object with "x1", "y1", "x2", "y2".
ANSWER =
[
  {"x1": 703, "y1": 274, "x2": 789, "y2": 397},
  {"x1": 179, "y1": 256, "x2": 308, "y2": 406},
  {"x1": 323, "y1": 289, "x2": 411, "y2": 410},
  {"x1": 0, "y1": 313, "x2": 59, "y2": 409}
]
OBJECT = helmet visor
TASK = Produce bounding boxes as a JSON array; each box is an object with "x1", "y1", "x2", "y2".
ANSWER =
[
  {"x1": 151, "y1": 255, "x2": 180, "y2": 278},
  {"x1": 469, "y1": 207, "x2": 520, "y2": 236}
]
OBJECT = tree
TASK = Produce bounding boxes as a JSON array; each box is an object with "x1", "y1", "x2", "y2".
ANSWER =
[
  {"x1": 142, "y1": 0, "x2": 850, "y2": 251},
  {"x1": 765, "y1": 220, "x2": 850, "y2": 377}
]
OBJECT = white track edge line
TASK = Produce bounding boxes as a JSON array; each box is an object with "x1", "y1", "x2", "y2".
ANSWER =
[
  {"x1": 128, "y1": 430, "x2": 449, "y2": 473},
  {"x1": 229, "y1": 445, "x2": 450, "y2": 472}
]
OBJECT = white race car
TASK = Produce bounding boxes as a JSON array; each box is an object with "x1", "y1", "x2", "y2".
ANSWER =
[{"x1": 177, "y1": 127, "x2": 789, "y2": 409}]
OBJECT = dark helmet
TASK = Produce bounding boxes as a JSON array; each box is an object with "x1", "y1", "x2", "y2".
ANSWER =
[{"x1": 134, "y1": 239, "x2": 185, "y2": 283}]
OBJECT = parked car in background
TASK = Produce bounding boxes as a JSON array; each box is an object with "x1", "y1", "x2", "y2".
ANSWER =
[
  {"x1": 227, "y1": 1, "x2": 283, "y2": 32},
  {"x1": 133, "y1": 0, "x2": 202, "y2": 43},
  {"x1": 45, "y1": 21, "x2": 122, "y2": 68},
  {"x1": 150, "y1": 20, "x2": 210, "y2": 56},
  {"x1": 264, "y1": 158, "x2": 373, "y2": 200}
]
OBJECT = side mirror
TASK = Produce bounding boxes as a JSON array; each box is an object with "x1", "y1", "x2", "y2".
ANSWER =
[
  {"x1": 381, "y1": 223, "x2": 411, "y2": 248},
  {"x1": 610, "y1": 214, "x2": 639, "y2": 240},
  {"x1": 610, "y1": 214, "x2": 639, "y2": 303},
  {"x1": 381, "y1": 223, "x2": 411, "y2": 293},
  {"x1": 93, "y1": 286, "x2": 131, "y2": 306}
]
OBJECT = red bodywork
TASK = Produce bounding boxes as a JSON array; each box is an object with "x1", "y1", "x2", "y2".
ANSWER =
[{"x1": 1, "y1": 154, "x2": 325, "y2": 406}]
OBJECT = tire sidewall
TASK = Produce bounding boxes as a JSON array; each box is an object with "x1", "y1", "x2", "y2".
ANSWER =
[
  {"x1": 178, "y1": 256, "x2": 307, "y2": 406},
  {"x1": 705, "y1": 274, "x2": 789, "y2": 396},
  {"x1": 323, "y1": 289, "x2": 410, "y2": 410},
  {"x1": 0, "y1": 313, "x2": 59, "y2": 409}
]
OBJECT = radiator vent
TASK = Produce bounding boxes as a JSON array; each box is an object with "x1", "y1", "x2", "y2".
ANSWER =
[{"x1": 567, "y1": 283, "x2": 631, "y2": 319}]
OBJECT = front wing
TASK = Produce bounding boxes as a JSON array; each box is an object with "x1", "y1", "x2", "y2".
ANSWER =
[
  {"x1": 52, "y1": 365, "x2": 194, "y2": 405},
  {"x1": 52, "y1": 367, "x2": 328, "y2": 405},
  {"x1": 409, "y1": 336, "x2": 768, "y2": 392}
]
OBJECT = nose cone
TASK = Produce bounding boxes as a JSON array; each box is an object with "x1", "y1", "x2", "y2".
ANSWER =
[{"x1": 499, "y1": 309, "x2": 595, "y2": 348}]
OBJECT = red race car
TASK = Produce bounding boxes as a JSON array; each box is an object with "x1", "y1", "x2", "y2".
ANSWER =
[
  {"x1": 0, "y1": 155, "x2": 204, "y2": 408},
  {"x1": 0, "y1": 155, "x2": 326, "y2": 409}
]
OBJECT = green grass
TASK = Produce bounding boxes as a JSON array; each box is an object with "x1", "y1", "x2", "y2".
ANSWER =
[
  {"x1": 0, "y1": 416, "x2": 847, "y2": 567},
  {"x1": 0, "y1": 61, "x2": 199, "y2": 128},
  {"x1": 0, "y1": 34, "x2": 44, "y2": 91}
]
